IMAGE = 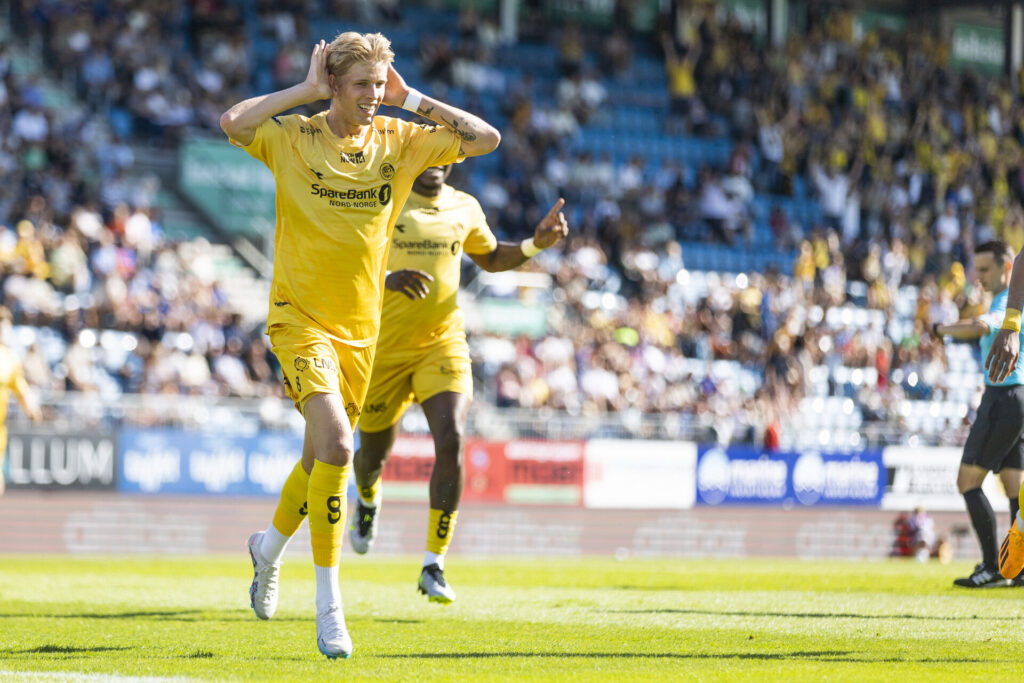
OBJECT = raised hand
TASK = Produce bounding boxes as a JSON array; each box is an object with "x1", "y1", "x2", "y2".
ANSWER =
[
  {"x1": 305, "y1": 40, "x2": 332, "y2": 100},
  {"x1": 384, "y1": 64, "x2": 411, "y2": 108},
  {"x1": 533, "y1": 198, "x2": 569, "y2": 249},
  {"x1": 386, "y1": 269, "x2": 434, "y2": 300},
  {"x1": 986, "y1": 328, "x2": 1020, "y2": 383}
]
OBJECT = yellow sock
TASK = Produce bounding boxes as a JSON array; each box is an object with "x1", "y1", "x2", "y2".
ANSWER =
[
  {"x1": 426, "y1": 508, "x2": 459, "y2": 555},
  {"x1": 270, "y1": 460, "x2": 311, "y2": 537},
  {"x1": 357, "y1": 475, "x2": 381, "y2": 506},
  {"x1": 308, "y1": 460, "x2": 350, "y2": 567}
]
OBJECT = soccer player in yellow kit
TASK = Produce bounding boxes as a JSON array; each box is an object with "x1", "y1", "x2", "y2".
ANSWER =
[
  {"x1": 219, "y1": 32, "x2": 499, "y2": 658},
  {"x1": 349, "y1": 164, "x2": 568, "y2": 602},
  {"x1": 0, "y1": 307, "x2": 42, "y2": 496}
]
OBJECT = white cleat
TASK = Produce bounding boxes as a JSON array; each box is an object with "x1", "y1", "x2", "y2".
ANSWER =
[
  {"x1": 316, "y1": 604, "x2": 353, "y2": 659},
  {"x1": 349, "y1": 499, "x2": 380, "y2": 555},
  {"x1": 418, "y1": 563, "x2": 456, "y2": 604},
  {"x1": 247, "y1": 532, "x2": 280, "y2": 620}
]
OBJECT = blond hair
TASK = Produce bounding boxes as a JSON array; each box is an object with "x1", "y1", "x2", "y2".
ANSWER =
[{"x1": 326, "y1": 32, "x2": 394, "y2": 80}]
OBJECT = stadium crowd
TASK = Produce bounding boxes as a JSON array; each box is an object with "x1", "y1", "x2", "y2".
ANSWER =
[{"x1": 0, "y1": 0, "x2": 1014, "y2": 446}]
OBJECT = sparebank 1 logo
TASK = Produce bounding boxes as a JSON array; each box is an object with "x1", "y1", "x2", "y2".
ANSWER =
[
  {"x1": 792, "y1": 451, "x2": 826, "y2": 505},
  {"x1": 697, "y1": 448, "x2": 731, "y2": 505}
]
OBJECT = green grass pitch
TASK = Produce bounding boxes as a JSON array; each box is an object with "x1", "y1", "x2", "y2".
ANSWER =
[{"x1": 1, "y1": 555, "x2": 1023, "y2": 681}]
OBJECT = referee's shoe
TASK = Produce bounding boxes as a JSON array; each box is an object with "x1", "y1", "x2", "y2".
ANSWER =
[{"x1": 954, "y1": 561, "x2": 1010, "y2": 588}]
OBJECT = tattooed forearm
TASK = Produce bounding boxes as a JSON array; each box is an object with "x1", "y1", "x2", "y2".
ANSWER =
[
  {"x1": 417, "y1": 104, "x2": 434, "y2": 116},
  {"x1": 439, "y1": 114, "x2": 478, "y2": 142}
]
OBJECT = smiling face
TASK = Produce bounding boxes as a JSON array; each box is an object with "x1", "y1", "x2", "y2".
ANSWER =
[{"x1": 329, "y1": 60, "x2": 388, "y2": 135}]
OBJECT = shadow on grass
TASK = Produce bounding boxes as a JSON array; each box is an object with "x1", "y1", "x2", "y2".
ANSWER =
[
  {"x1": 613, "y1": 608, "x2": 1018, "y2": 621},
  {"x1": 372, "y1": 618, "x2": 423, "y2": 624},
  {"x1": 7, "y1": 645, "x2": 133, "y2": 655},
  {"x1": 378, "y1": 651, "x2": 1012, "y2": 663},
  {"x1": 0, "y1": 610, "x2": 311, "y2": 622}
]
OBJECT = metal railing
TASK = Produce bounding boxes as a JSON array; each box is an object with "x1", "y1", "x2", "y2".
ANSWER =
[{"x1": 9, "y1": 392, "x2": 960, "y2": 449}]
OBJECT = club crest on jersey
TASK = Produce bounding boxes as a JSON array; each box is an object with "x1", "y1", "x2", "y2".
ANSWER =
[
  {"x1": 340, "y1": 150, "x2": 366, "y2": 165},
  {"x1": 379, "y1": 162, "x2": 396, "y2": 180}
]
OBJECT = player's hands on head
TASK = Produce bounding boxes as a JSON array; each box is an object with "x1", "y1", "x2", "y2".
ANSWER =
[
  {"x1": 383, "y1": 65, "x2": 410, "y2": 108},
  {"x1": 386, "y1": 269, "x2": 433, "y2": 300},
  {"x1": 533, "y1": 198, "x2": 569, "y2": 249},
  {"x1": 305, "y1": 40, "x2": 333, "y2": 100},
  {"x1": 986, "y1": 328, "x2": 1020, "y2": 383}
]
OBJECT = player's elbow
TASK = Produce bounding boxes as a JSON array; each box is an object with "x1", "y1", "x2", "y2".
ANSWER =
[
  {"x1": 219, "y1": 110, "x2": 252, "y2": 143},
  {"x1": 465, "y1": 125, "x2": 501, "y2": 157}
]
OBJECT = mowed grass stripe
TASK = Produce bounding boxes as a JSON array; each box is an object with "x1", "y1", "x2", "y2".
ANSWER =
[{"x1": 1, "y1": 556, "x2": 1023, "y2": 681}]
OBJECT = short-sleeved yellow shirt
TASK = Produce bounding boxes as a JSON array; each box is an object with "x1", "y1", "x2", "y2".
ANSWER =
[
  {"x1": 233, "y1": 112, "x2": 462, "y2": 347},
  {"x1": 376, "y1": 184, "x2": 497, "y2": 352}
]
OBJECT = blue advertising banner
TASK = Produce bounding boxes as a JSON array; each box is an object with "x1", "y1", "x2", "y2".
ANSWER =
[
  {"x1": 696, "y1": 446, "x2": 884, "y2": 506},
  {"x1": 118, "y1": 429, "x2": 303, "y2": 496}
]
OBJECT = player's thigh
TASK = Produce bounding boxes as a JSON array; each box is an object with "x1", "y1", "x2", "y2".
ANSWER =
[
  {"x1": 358, "y1": 351, "x2": 417, "y2": 434},
  {"x1": 421, "y1": 391, "x2": 472, "y2": 453},
  {"x1": 268, "y1": 323, "x2": 343, "y2": 414},
  {"x1": 411, "y1": 338, "x2": 473, "y2": 407}
]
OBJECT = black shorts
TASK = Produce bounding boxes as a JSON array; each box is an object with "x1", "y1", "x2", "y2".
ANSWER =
[{"x1": 962, "y1": 384, "x2": 1024, "y2": 472}]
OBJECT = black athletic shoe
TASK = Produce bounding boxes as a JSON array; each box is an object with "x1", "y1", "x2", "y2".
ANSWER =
[
  {"x1": 953, "y1": 562, "x2": 1011, "y2": 588},
  {"x1": 348, "y1": 499, "x2": 379, "y2": 555}
]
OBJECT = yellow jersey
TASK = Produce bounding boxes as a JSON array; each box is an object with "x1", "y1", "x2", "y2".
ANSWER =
[
  {"x1": 0, "y1": 345, "x2": 27, "y2": 427},
  {"x1": 233, "y1": 111, "x2": 462, "y2": 347},
  {"x1": 376, "y1": 184, "x2": 497, "y2": 351}
]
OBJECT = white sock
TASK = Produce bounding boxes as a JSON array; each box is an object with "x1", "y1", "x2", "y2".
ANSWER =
[
  {"x1": 259, "y1": 527, "x2": 291, "y2": 565},
  {"x1": 315, "y1": 565, "x2": 342, "y2": 614},
  {"x1": 423, "y1": 551, "x2": 444, "y2": 570}
]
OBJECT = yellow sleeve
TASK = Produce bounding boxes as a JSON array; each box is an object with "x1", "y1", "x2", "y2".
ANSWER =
[
  {"x1": 229, "y1": 115, "x2": 293, "y2": 170},
  {"x1": 463, "y1": 197, "x2": 498, "y2": 255},
  {"x1": 400, "y1": 123, "x2": 463, "y2": 176}
]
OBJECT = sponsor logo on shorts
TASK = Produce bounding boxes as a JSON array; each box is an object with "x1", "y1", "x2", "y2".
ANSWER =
[
  {"x1": 379, "y1": 162, "x2": 395, "y2": 180},
  {"x1": 345, "y1": 402, "x2": 361, "y2": 417},
  {"x1": 313, "y1": 357, "x2": 336, "y2": 371},
  {"x1": 364, "y1": 400, "x2": 388, "y2": 414},
  {"x1": 294, "y1": 357, "x2": 309, "y2": 372}
]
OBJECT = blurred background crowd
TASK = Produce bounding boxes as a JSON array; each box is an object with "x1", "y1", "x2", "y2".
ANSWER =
[{"x1": 0, "y1": 0, "x2": 1016, "y2": 448}]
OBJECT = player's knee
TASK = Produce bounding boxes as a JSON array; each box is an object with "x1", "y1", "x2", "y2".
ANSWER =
[
  {"x1": 433, "y1": 424, "x2": 465, "y2": 468},
  {"x1": 315, "y1": 438, "x2": 354, "y2": 467}
]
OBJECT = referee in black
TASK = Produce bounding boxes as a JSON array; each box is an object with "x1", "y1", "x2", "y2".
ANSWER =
[{"x1": 933, "y1": 241, "x2": 1024, "y2": 587}]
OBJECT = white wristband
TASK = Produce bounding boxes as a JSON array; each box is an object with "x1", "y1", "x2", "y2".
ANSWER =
[
  {"x1": 520, "y1": 238, "x2": 542, "y2": 258},
  {"x1": 402, "y1": 89, "x2": 423, "y2": 113}
]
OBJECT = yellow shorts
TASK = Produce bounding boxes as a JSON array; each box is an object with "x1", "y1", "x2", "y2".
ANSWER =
[
  {"x1": 358, "y1": 337, "x2": 473, "y2": 433},
  {"x1": 268, "y1": 322, "x2": 375, "y2": 428}
]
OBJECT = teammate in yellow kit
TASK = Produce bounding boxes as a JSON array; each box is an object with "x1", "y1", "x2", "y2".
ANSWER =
[
  {"x1": 0, "y1": 307, "x2": 42, "y2": 496},
  {"x1": 349, "y1": 164, "x2": 568, "y2": 602},
  {"x1": 219, "y1": 32, "x2": 499, "y2": 658}
]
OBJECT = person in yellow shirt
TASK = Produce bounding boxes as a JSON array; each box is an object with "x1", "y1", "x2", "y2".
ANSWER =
[
  {"x1": 349, "y1": 164, "x2": 568, "y2": 603},
  {"x1": 219, "y1": 31, "x2": 500, "y2": 659},
  {"x1": 0, "y1": 307, "x2": 42, "y2": 496}
]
